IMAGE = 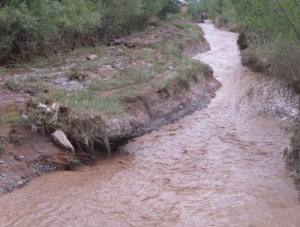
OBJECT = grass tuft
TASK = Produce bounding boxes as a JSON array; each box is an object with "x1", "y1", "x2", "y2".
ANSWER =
[{"x1": 175, "y1": 76, "x2": 190, "y2": 91}]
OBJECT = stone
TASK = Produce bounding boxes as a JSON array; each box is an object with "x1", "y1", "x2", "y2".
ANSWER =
[
  {"x1": 290, "y1": 169, "x2": 298, "y2": 176},
  {"x1": 61, "y1": 81, "x2": 77, "y2": 88},
  {"x1": 86, "y1": 55, "x2": 97, "y2": 60},
  {"x1": 14, "y1": 155, "x2": 24, "y2": 161},
  {"x1": 124, "y1": 41, "x2": 136, "y2": 48},
  {"x1": 14, "y1": 98, "x2": 25, "y2": 103},
  {"x1": 53, "y1": 77, "x2": 68, "y2": 84}
]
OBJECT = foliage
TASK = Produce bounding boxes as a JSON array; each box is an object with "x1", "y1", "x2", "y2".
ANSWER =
[
  {"x1": 261, "y1": 38, "x2": 300, "y2": 85},
  {"x1": 158, "y1": 0, "x2": 181, "y2": 19},
  {"x1": 230, "y1": 0, "x2": 300, "y2": 41},
  {"x1": 0, "y1": 0, "x2": 102, "y2": 63},
  {"x1": 202, "y1": 0, "x2": 300, "y2": 81},
  {"x1": 0, "y1": 0, "x2": 181, "y2": 64},
  {"x1": 101, "y1": 0, "x2": 163, "y2": 39},
  {"x1": 187, "y1": 0, "x2": 202, "y2": 15}
]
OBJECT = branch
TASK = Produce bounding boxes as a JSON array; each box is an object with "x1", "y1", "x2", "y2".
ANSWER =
[
  {"x1": 275, "y1": 0, "x2": 300, "y2": 43},
  {"x1": 294, "y1": 0, "x2": 300, "y2": 15}
]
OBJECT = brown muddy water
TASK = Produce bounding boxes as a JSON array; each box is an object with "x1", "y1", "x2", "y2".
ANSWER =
[{"x1": 1, "y1": 22, "x2": 300, "y2": 227}]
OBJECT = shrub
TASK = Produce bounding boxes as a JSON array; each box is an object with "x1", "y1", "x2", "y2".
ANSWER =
[
  {"x1": 0, "y1": 0, "x2": 163, "y2": 64},
  {"x1": 158, "y1": 0, "x2": 181, "y2": 19}
]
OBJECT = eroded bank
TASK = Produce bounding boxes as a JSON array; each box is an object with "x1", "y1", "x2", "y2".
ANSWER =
[{"x1": 0, "y1": 22, "x2": 300, "y2": 226}]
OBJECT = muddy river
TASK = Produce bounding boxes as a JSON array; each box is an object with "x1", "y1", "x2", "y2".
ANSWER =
[{"x1": 1, "y1": 22, "x2": 300, "y2": 226}]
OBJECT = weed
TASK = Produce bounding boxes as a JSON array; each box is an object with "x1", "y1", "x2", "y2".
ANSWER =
[
  {"x1": 163, "y1": 40, "x2": 183, "y2": 59},
  {"x1": 37, "y1": 93, "x2": 48, "y2": 103},
  {"x1": 70, "y1": 65, "x2": 82, "y2": 73},
  {"x1": 0, "y1": 67, "x2": 7, "y2": 76},
  {"x1": 175, "y1": 76, "x2": 190, "y2": 90},
  {"x1": 162, "y1": 86, "x2": 171, "y2": 97},
  {"x1": 54, "y1": 89, "x2": 126, "y2": 117},
  {"x1": 167, "y1": 13, "x2": 195, "y2": 22},
  {"x1": 2, "y1": 114, "x2": 20, "y2": 124},
  {"x1": 4, "y1": 80, "x2": 16, "y2": 91},
  {"x1": 188, "y1": 71, "x2": 200, "y2": 83},
  {"x1": 87, "y1": 65, "x2": 99, "y2": 73},
  {"x1": 143, "y1": 100, "x2": 152, "y2": 117}
]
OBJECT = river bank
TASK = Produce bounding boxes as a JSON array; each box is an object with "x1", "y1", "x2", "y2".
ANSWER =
[
  {"x1": 0, "y1": 21, "x2": 299, "y2": 226},
  {"x1": 0, "y1": 17, "x2": 221, "y2": 195}
]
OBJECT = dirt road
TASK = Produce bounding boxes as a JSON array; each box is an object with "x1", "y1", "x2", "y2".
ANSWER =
[{"x1": 0, "y1": 22, "x2": 300, "y2": 227}]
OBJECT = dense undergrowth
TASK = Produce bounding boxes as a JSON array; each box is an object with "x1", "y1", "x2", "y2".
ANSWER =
[{"x1": 0, "y1": 0, "x2": 187, "y2": 65}]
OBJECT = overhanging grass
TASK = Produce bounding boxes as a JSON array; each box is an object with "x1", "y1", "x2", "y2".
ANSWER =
[
  {"x1": 26, "y1": 16, "x2": 212, "y2": 118},
  {"x1": 53, "y1": 57, "x2": 210, "y2": 117}
]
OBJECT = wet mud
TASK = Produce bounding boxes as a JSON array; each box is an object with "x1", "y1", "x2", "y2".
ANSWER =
[{"x1": 0, "y1": 22, "x2": 300, "y2": 226}]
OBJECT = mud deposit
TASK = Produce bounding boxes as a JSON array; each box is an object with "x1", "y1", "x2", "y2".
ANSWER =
[{"x1": 1, "y1": 22, "x2": 300, "y2": 226}]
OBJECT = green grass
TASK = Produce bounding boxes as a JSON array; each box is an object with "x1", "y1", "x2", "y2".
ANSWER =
[
  {"x1": 0, "y1": 67, "x2": 7, "y2": 76},
  {"x1": 20, "y1": 16, "x2": 212, "y2": 119},
  {"x1": 175, "y1": 75, "x2": 190, "y2": 90},
  {"x1": 52, "y1": 56, "x2": 208, "y2": 117},
  {"x1": 167, "y1": 13, "x2": 195, "y2": 22},
  {"x1": 0, "y1": 111, "x2": 20, "y2": 157},
  {"x1": 2, "y1": 114, "x2": 20, "y2": 124},
  {"x1": 3, "y1": 80, "x2": 16, "y2": 91}
]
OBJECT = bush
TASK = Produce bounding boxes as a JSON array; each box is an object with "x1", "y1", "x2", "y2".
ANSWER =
[
  {"x1": 0, "y1": 0, "x2": 164, "y2": 64},
  {"x1": 262, "y1": 39, "x2": 300, "y2": 89},
  {"x1": 0, "y1": 0, "x2": 102, "y2": 64},
  {"x1": 158, "y1": 0, "x2": 181, "y2": 19}
]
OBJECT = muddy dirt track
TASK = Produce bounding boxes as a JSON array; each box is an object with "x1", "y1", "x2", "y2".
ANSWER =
[{"x1": 1, "y1": 22, "x2": 300, "y2": 227}]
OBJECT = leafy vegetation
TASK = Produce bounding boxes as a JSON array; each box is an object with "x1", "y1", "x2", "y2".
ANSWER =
[
  {"x1": 0, "y1": 0, "x2": 165, "y2": 64},
  {"x1": 197, "y1": 0, "x2": 300, "y2": 84},
  {"x1": 191, "y1": 0, "x2": 300, "y2": 163}
]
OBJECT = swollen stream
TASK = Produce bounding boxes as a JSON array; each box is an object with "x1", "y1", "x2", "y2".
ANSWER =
[{"x1": 1, "y1": 22, "x2": 300, "y2": 226}]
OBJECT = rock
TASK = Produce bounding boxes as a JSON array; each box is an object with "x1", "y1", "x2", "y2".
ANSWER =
[
  {"x1": 14, "y1": 98, "x2": 25, "y2": 103},
  {"x1": 124, "y1": 41, "x2": 136, "y2": 48},
  {"x1": 290, "y1": 169, "x2": 298, "y2": 176},
  {"x1": 69, "y1": 72, "x2": 88, "y2": 82},
  {"x1": 107, "y1": 40, "x2": 121, "y2": 46},
  {"x1": 53, "y1": 77, "x2": 68, "y2": 84},
  {"x1": 86, "y1": 55, "x2": 97, "y2": 60},
  {"x1": 14, "y1": 155, "x2": 24, "y2": 161},
  {"x1": 0, "y1": 160, "x2": 3, "y2": 164},
  {"x1": 61, "y1": 81, "x2": 77, "y2": 88},
  {"x1": 24, "y1": 88, "x2": 36, "y2": 96},
  {"x1": 103, "y1": 65, "x2": 113, "y2": 70}
]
